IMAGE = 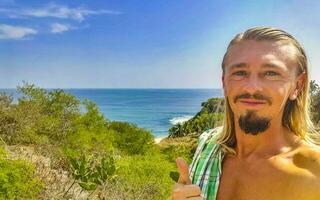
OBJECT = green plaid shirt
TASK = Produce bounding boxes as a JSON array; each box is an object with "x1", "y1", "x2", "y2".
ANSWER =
[{"x1": 189, "y1": 126, "x2": 225, "y2": 200}]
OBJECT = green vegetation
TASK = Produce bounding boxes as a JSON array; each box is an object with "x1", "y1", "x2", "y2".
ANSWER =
[
  {"x1": 0, "y1": 83, "x2": 176, "y2": 199},
  {"x1": 65, "y1": 154, "x2": 117, "y2": 198},
  {"x1": 159, "y1": 135, "x2": 198, "y2": 164},
  {"x1": 0, "y1": 146, "x2": 44, "y2": 199},
  {"x1": 168, "y1": 98, "x2": 224, "y2": 138},
  {"x1": 115, "y1": 151, "x2": 176, "y2": 200},
  {"x1": 311, "y1": 80, "x2": 320, "y2": 126},
  {"x1": 109, "y1": 121, "x2": 155, "y2": 155}
]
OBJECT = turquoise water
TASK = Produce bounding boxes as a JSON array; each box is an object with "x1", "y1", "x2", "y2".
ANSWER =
[{"x1": 1, "y1": 88, "x2": 223, "y2": 138}]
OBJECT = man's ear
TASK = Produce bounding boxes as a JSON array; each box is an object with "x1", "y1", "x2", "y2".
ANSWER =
[{"x1": 290, "y1": 72, "x2": 306, "y2": 100}]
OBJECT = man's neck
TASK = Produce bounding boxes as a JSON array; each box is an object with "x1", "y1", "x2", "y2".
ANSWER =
[{"x1": 233, "y1": 119, "x2": 302, "y2": 160}]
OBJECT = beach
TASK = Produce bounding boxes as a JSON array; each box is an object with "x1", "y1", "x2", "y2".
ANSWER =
[{"x1": 154, "y1": 136, "x2": 166, "y2": 144}]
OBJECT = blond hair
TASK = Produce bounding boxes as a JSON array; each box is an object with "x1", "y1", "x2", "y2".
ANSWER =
[{"x1": 217, "y1": 27, "x2": 320, "y2": 155}]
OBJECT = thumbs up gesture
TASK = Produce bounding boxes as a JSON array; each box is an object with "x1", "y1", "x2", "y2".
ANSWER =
[{"x1": 171, "y1": 157, "x2": 203, "y2": 200}]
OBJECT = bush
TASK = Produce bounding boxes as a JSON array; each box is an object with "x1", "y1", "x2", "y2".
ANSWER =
[
  {"x1": 115, "y1": 151, "x2": 176, "y2": 200},
  {"x1": 169, "y1": 98, "x2": 224, "y2": 138},
  {"x1": 64, "y1": 154, "x2": 117, "y2": 198},
  {"x1": 159, "y1": 136, "x2": 198, "y2": 164},
  {"x1": 109, "y1": 121, "x2": 155, "y2": 155},
  {"x1": 310, "y1": 80, "x2": 320, "y2": 125},
  {"x1": 61, "y1": 99, "x2": 115, "y2": 159},
  {"x1": 0, "y1": 83, "x2": 81, "y2": 145},
  {"x1": 0, "y1": 147, "x2": 44, "y2": 199},
  {"x1": 61, "y1": 127, "x2": 115, "y2": 159}
]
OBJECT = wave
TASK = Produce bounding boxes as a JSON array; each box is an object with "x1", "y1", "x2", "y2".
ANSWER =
[{"x1": 169, "y1": 115, "x2": 193, "y2": 125}]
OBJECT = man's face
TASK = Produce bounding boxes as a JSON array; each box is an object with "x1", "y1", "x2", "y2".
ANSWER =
[{"x1": 222, "y1": 40, "x2": 303, "y2": 135}]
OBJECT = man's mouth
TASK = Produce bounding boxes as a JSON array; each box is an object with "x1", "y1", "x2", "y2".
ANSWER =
[
  {"x1": 239, "y1": 99, "x2": 267, "y2": 107},
  {"x1": 233, "y1": 93, "x2": 272, "y2": 105}
]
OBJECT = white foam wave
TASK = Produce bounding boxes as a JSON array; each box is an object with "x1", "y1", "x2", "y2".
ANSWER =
[{"x1": 169, "y1": 115, "x2": 193, "y2": 125}]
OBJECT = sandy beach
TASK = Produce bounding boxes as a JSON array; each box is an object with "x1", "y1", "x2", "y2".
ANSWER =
[{"x1": 154, "y1": 136, "x2": 166, "y2": 144}]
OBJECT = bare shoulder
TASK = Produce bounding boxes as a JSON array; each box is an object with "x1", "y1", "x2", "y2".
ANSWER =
[
  {"x1": 292, "y1": 143, "x2": 320, "y2": 177},
  {"x1": 291, "y1": 144, "x2": 320, "y2": 199}
]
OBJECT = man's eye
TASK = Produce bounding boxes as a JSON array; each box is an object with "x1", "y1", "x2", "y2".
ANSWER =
[
  {"x1": 232, "y1": 71, "x2": 247, "y2": 76},
  {"x1": 265, "y1": 71, "x2": 279, "y2": 76}
]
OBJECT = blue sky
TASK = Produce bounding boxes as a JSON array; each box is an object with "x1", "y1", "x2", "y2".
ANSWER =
[{"x1": 1, "y1": 0, "x2": 320, "y2": 88}]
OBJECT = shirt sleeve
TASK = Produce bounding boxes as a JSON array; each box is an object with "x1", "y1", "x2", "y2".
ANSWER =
[{"x1": 188, "y1": 127, "x2": 222, "y2": 183}]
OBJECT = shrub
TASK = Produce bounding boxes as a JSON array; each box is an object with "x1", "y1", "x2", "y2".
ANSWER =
[
  {"x1": 0, "y1": 147, "x2": 44, "y2": 199},
  {"x1": 109, "y1": 121, "x2": 155, "y2": 155},
  {"x1": 168, "y1": 98, "x2": 224, "y2": 138},
  {"x1": 115, "y1": 151, "x2": 176, "y2": 200},
  {"x1": 65, "y1": 154, "x2": 117, "y2": 198},
  {"x1": 159, "y1": 136, "x2": 198, "y2": 164}
]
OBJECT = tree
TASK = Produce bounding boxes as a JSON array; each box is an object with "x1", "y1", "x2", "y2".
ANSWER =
[
  {"x1": 310, "y1": 80, "x2": 320, "y2": 125},
  {"x1": 168, "y1": 98, "x2": 224, "y2": 138}
]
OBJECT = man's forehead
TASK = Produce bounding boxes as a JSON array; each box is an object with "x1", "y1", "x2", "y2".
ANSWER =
[
  {"x1": 228, "y1": 60, "x2": 288, "y2": 71},
  {"x1": 224, "y1": 40, "x2": 298, "y2": 70}
]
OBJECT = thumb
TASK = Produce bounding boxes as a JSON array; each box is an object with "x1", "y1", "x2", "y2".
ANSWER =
[{"x1": 176, "y1": 157, "x2": 192, "y2": 184}]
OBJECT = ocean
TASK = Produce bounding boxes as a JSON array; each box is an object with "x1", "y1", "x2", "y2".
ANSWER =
[{"x1": 0, "y1": 88, "x2": 223, "y2": 138}]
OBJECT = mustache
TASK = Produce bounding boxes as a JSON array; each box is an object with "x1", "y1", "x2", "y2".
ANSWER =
[{"x1": 233, "y1": 93, "x2": 272, "y2": 105}]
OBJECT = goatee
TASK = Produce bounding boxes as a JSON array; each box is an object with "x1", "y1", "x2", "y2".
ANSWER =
[{"x1": 238, "y1": 110, "x2": 270, "y2": 135}]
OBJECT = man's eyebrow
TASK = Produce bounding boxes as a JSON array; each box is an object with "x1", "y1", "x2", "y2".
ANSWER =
[
  {"x1": 229, "y1": 63, "x2": 284, "y2": 70},
  {"x1": 229, "y1": 62, "x2": 248, "y2": 70},
  {"x1": 262, "y1": 63, "x2": 282, "y2": 69}
]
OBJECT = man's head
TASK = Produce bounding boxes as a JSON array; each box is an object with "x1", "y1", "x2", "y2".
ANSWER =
[{"x1": 217, "y1": 27, "x2": 317, "y2": 152}]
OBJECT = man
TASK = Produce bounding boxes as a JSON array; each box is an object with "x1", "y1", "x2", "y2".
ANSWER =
[{"x1": 171, "y1": 27, "x2": 320, "y2": 200}]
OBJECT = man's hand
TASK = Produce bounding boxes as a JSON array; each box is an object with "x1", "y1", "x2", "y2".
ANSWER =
[{"x1": 171, "y1": 157, "x2": 203, "y2": 200}]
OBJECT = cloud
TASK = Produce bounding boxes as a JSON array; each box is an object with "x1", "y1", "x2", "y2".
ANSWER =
[
  {"x1": 50, "y1": 23, "x2": 72, "y2": 33},
  {"x1": 0, "y1": 24, "x2": 37, "y2": 39},
  {"x1": 0, "y1": 3, "x2": 122, "y2": 22}
]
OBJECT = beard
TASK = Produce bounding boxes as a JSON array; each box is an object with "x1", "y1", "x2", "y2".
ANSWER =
[{"x1": 238, "y1": 110, "x2": 270, "y2": 135}]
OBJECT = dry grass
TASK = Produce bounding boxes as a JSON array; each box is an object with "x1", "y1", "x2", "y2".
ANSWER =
[
  {"x1": 7, "y1": 145, "x2": 93, "y2": 200},
  {"x1": 157, "y1": 135, "x2": 198, "y2": 149}
]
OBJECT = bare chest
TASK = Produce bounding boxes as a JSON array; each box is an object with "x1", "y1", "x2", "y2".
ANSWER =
[{"x1": 216, "y1": 156, "x2": 317, "y2": 200}]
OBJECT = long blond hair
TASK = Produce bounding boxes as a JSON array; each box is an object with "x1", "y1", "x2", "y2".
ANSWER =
[{"x1": 216, "y1": 27, "x2": 320, "y2": 155}]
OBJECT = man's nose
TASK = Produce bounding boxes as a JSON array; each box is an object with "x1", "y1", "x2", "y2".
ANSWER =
[{"x1": 243, "y1": 74, "x2": 263, "y2": 94}]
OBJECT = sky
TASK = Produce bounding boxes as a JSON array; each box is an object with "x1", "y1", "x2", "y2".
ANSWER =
[{"x1": 1, "y1": 0, "x2": 320, "y2": 88}]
